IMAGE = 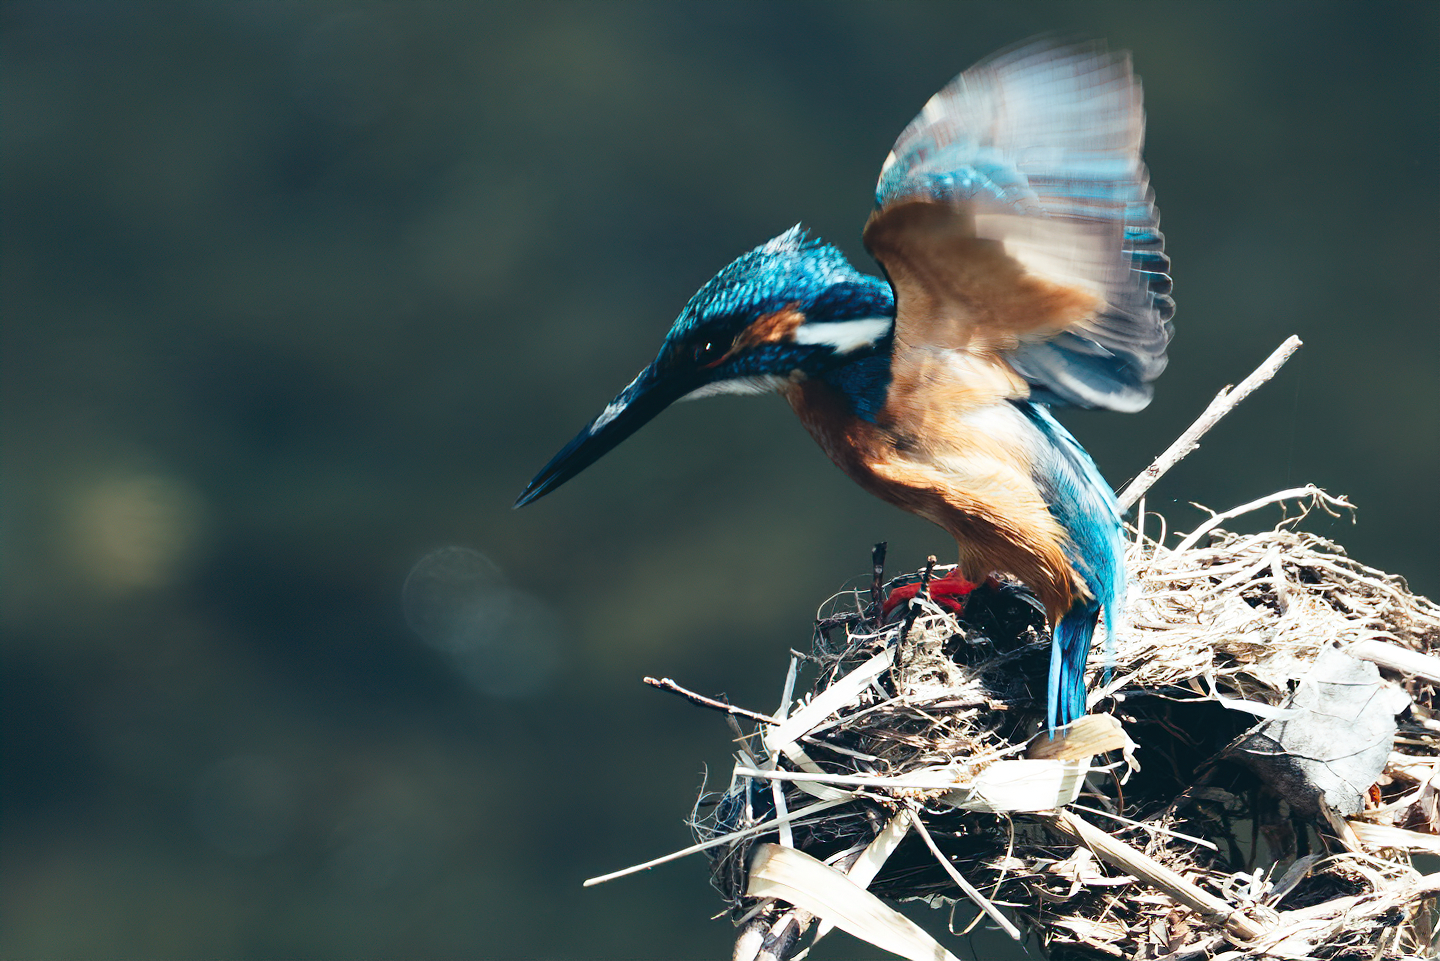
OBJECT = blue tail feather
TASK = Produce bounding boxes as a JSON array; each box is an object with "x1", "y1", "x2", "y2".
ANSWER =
[
  {"x1": 1049, "y1": 602, "x2": 1101, "y2": 731},
  {"x1": 1014, "y1": 402, "x2": 1126, "y2": 733}
]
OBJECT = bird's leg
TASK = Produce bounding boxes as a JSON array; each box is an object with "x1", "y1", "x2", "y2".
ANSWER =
[{"x1": 882, "y1": 568, "x2": 999, "y2": 618}]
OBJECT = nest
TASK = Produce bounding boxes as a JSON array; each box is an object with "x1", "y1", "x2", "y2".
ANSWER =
[{"x1": 653, "y1": 487, "x2": 1440, "y2": 961}]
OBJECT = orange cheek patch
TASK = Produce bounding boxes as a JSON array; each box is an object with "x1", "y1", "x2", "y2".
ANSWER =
[{"x1": 728, "y1": 305, "x2": 807, "y2": 356}]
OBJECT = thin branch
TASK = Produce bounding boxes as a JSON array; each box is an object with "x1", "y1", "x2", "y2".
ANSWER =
[
  {"x1": 1171, "y1": 485, "x2": 1351, "y2": 553},
  {"x1": 815, "y1": 611, "x2": 863, "y2": 632},
  {"x1": 1348, "y1": 639, "x2": 1440, "y2": 685},
  {"x1": 1044, "y1": 809, "x2": 1269, "y2": 942},
  {"x1": 906, "y1": 802, "x2": 1023, "y2": 940},
  {"x1": 582, "y1": 795, "x2": 851, "y2": 887},
  {"x1": 898, "y1": 554, "x2": 939, "y2": 648},
  {"x1": 1118, "y1": 335, "x2": 1303, "y2": 511},
  {"x1": 1066, "y1": 801, "x2": 1218, "y2": 851},
  {"x1": 868, "y1": 541, "x2": 888, "y2": 621},
  {"x1": 644, "y1": 676, "x2": 778, "y2": 725}
]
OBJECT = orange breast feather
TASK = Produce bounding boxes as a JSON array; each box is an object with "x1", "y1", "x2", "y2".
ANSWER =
[{"x1": 782, "y1": 371, "x2": 1080, "y2": 623}]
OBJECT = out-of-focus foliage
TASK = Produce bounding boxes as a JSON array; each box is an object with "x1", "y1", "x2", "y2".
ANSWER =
[{"x1": 3, "y1": 3, "x2": 1435, "y2": 958}]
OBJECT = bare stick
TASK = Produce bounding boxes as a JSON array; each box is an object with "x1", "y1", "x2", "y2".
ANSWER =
[
  {"x1": 1045, "y1": 809, "x2": 1268, "y2": 942},
  {"x1": 1066, "y1": 801, "x2": 1218, "y2": 851},
  {"x1": 868, "y1": 541, "x2": 888, "y2": 621},
  {"x1": 644, "y1": 676, "x2": 778, "y2": 725},
  {"x1": 582, "y1": 795, "x2": 851, "y2": 887},
  {"x1": 1117, "y1": 335, "x2": 1303, "y2": 511},
  {"x1": 1171, "y1": 485, "x2": 1350, "y2": 553},
  {"x1": 906, "y1": 802, "x2": 1023, "y2": 940},
  {"x1": 898, "y1": 555, "x2": 938, "y2": 648},
  {"x1": 1347, "y1": 638, "x2": 1440, "y2": 685}
]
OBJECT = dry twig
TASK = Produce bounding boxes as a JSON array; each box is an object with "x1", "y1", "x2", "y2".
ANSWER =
[{"x1": 1117, "y1": 335, "x2": 1302, "y2": 510}]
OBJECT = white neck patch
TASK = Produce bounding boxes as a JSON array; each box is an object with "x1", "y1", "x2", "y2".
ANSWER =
[
  {"x1": 792, "y1": 317, "x2": 892, "y2": 354},
  {"x1": 679, "y1": 374, "x2": 788, "y2": 402}
]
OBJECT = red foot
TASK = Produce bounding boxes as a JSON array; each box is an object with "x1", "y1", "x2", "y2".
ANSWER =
[{"x1": 883, "y1": 571, "x2": 998, "y2": 618}]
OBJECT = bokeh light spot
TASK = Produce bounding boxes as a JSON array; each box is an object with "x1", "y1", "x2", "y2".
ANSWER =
[
  {"x1": 403, "y1": 547, "x2": 560, "y2": 698},
  {"x1": 61, "y1": 472, "x2": 208, "y2": 594}
]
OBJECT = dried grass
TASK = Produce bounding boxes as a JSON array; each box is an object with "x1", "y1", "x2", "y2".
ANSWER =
[{"x1": 679, "y1": 489, "x2": 1440, "y2": 960}]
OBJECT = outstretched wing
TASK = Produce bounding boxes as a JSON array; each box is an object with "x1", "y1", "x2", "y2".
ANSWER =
[{"x1": 863, "y1": 40, "x2": 1174, "y2": 412}]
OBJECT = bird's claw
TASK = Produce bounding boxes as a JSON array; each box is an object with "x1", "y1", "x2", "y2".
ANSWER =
[{"x1": 882, "y1": 571, "x2": 1000, "y2": 619}]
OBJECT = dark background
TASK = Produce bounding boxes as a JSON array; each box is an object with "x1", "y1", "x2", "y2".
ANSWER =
[{"x1": 4, "y1": 2, "x2": 1436, "y2": 958}]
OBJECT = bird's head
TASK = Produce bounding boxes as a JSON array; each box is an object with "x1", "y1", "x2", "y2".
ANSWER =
[{"x1": 515, "y1": 226, "x2": 894, "y2": 507}]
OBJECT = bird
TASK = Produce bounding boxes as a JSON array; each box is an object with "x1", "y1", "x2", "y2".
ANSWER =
[{"x1": 515, "y1": 40, "x2": 1174, "y2": 732}]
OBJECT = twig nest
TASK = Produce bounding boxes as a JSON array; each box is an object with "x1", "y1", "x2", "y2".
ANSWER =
[{"x1": 681, "y1": 490, "x2": 1440, "y2": 961}]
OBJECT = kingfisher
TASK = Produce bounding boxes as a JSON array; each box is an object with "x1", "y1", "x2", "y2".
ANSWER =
[{"x1": 515, "y1": 40, "x2": 1173, "y2": 731}]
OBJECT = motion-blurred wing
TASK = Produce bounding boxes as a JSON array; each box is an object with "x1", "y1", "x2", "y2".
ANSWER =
[{"x1": 863, "y1": 40, "x2": 1174, "y2": 412}]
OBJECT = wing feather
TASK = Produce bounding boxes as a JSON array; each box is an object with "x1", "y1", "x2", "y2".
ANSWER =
[{"x1": 863, "y1": 39, "x2": 1174, "y2": 411}]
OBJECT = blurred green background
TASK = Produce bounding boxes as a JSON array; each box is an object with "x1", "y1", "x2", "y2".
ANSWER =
[{"x1": 4, "y1": 2, "x2": 1436, "y2": 958}]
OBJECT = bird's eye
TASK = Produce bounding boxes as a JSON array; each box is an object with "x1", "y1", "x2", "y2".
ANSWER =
[{"x1": 693, "y1": 341, "x2": 726, "y2": 366}]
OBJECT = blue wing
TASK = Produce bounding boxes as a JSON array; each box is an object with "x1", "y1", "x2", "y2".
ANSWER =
[{"x1": 865, "y1": 39, "x2": 1174, "y2": 413}]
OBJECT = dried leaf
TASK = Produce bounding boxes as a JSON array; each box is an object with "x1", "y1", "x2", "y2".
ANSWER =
[
  {"x1": 811, "y1": 809, "x2": 913, "y2": 946},
  {"x1": 1348, "y1": 819, "x2": 1440, "y2": 855},
  {"x1": 764, "y1": 649, "x2": 892, "y2": 751},
  {"x1": 747, "y1": 843, "x2": 960, "y2": 961},
  {"x1": 941, "y1": 758, "x2": 1089, "y2": 813},
  {"x1": 1028, "y1": 713, "x2": 1130, "y2": 759}
]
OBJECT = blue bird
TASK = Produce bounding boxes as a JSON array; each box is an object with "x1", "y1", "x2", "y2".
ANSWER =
[{"x1": 516, "y1": 41, "x2": 1173, "y2": 731}]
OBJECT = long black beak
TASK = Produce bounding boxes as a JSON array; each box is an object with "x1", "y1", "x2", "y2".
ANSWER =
[{"x1": 514, "y1": 363, "x2": 687, "y2": 508}]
